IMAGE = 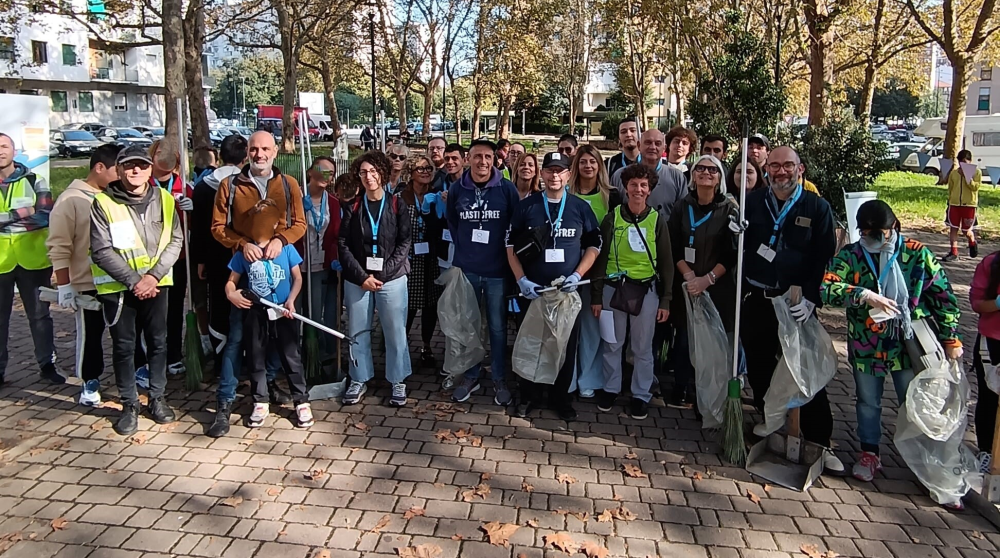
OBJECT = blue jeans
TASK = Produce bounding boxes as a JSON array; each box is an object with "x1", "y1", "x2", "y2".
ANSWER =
[
  {"x1": 345, "y1": 276, "x2": 411, "y2": 384},
  {"x1": 217, "y1": 305, "x2": 280, "y2": 404},
  {"x1": 462, "y1": 272, "x2": 507, "y2": 384},
  {"x1": 854, "y1": 368, "x2": 914, "y2": 453},
  {"x1": 574, "y1": 286, "x2": 604, "y2": 394}
]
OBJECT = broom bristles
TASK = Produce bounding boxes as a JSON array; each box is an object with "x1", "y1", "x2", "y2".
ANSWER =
[
  {"x1": 722, "y1": 379, "x2": 747, "y2": 466},
  {"x1": 184, "y1": 312, "x2": 203, "y2": 391}
]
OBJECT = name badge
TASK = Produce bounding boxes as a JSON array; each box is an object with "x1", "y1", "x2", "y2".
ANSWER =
[
  {"x1": 545, "y1": 249, "x2": 565, "y2": 263},
  {"x1": 414, "y1": 242, "x2": 430, "y2": 255},
  {"x1": 10, "y1": 197, "x2": 33, "y2": 209},
  {"x1": 627, "y1": 228, "x2": 646, "y2": 252},
  {"x1": 366, "y1": 257, "x2": 384, "y2": 271},
  {"x1": 684, "y1": 247, "x2": 696, "y2": 264},
  {"x1": 442, "y1": 230, "x2": 453, "y2": 243},
  {"x1": 757, "y1": 244, "x2": 776, "y2": 262},
  {"x1": 472, "y1": 229, "x2": 490, "y2": 244},
  {"x1": 109, "y1": 221, "x2": 137, "y2": 250},
  {"x1": 795, "y1": 216, "x2": 812, "y2": 227}
]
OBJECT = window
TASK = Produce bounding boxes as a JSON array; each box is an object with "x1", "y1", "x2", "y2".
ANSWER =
[
  {"x1": 979, "y1": 87, "x2": 991, "y2": 111},
  {"x1": 973, "y1": 132, "x2": 1000, "y2": 147},
  {"x1": 0, "y1": 37, "x2": 13, "y2": 61},
  {"x1": 113, "y1": 92, "x2": 127, "y2": 111},
  {"x1": 78, "y1": 92, "x2": 94, "y2": 112},
  {"x1": 656, "y1": 98, "x2": 665, "y2": 106},
  {"x1": 61, "y1": 44, "x2": 77, "y2": 66},
  {"x1": 654, "y1": 75, "x2": 665, "y2": 84},
  {"x1": 136, "y1": 93, "x2": 148, "y2": 111},
  {"x1": 982, "y1": 67, "x2": 993, "y2": 81},
  {"x1": 50, "y1": 91, "x2": 67, "y2": 112},
  {"x1": 31, "y1": 41, "x2": 47, "y2": 64}
]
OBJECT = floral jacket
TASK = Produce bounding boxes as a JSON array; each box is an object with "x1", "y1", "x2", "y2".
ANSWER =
[{"x1": 820, "y1": 237, "x2": 961, "y2": 376}]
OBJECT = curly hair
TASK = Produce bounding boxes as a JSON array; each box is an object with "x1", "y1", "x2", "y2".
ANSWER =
[
  {"x1": 334, "y1": 172, "x2": 360, "y2": 202},
  {"x1": 664, "y1": 126, "x2": 698, "y2": 150},
  {"x1": 402, "y1": 153, "x2": 436, "y2": 185},
  {"x1": 350, "y1": 150, "x2": 392, "y2": 186},
  {"x1": 619, "y1": 163, "x2": 656, "y2": 189}
]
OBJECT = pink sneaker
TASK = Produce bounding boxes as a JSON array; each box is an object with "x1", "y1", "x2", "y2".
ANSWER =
[{"x1": 852, "y1": 451, "x2": 882, "y2": 482}]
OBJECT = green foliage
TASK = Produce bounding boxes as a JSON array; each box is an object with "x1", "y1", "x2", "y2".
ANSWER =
[
  {"x1": 600, "y1": 112, "x2": 627, "y2": 140},
  {"x1": 209, "y1": 54, "x2": 285, "y2": 118},
  {"x1": 688, "y1": 11, "x2": 787, "y2": 146},
  {"x1": 874, "y1": 171, "x2": 1000, "y2": 239},
  {"x1": 514, "y1": 84, "x2": 570, "y2": 127},
  {"x1": 846, "y1": 80, "x2": 920, "y2": 120},
  {"x1": 776, "y1": 107, "x2": 892, "y2": 220}
]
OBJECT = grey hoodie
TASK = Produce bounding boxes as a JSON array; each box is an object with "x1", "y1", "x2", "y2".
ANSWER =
[
  {"x1": 90, "y1": 180, "x2": 183, "y2": 289},
  {"x1": 611, "y1": 161, "x2": 687, "y2": 221}
]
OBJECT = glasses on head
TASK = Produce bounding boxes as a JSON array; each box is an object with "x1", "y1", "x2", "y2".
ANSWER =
[
  {"x1": 766, "y1": 162, "x2": 797, "y2": 173},
  {"x1": 413, "y1": 166, "x2": 433, "y2": 173},
  {"x1": 693, "y1": 165, "x2": 719, "y2": 175},
  {"x1": 389, "y1": 154, "x2": 407, "y2": 161},
  {"x1": 358, "y1": 169, "x2": 380, "y2": 178},
  {"x1": 122, "y1": 161, "x2": 152, "y2": 171}
]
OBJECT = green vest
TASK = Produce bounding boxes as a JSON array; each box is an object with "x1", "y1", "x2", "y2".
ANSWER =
[
  {"x1": 0, "y1": 175, "x2": 51, "y2": 274},
  {"x1": 90, "y1": 188, "x2": 176, "y2": 295},
  {"x1": 575, "y1": 191, "x2": 610, "y2": 226},
  {"x1": 607, "y1": 206, "x2": 657, "y2": 281}
]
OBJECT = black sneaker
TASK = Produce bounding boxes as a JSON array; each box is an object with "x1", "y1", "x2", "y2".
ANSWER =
[
  {"x1": 515, "y1": 399, "x2": 535, "y2": 418},
  {"x1": 971, "y1": 244, "x2": 979, "y2": 258},
  {"x1": 556, "y1": 404, "x2": 577, "y2": 422},
  {"x1": 269, "y1": 381, "x2": 291, "y2": 405},
  {"x1": 114, "y1": 403, "x2": 141, "y2": 436},
  {"x1": 629, "y1": 398, "x2": 648, "y2": 420},
  {"x1": 206, "y1": 402, "x2": 232, "y2": 438},
  {"x1": 147, "y1": 397, "x2": 176, "y2": 424},
  {"x1": 941, "y1": 253, "x2": 958, "y2": 262},
  {"x1": 419, "y1": 348, "x2": 436, "y2": 369},
  {"x1": 40, "y1": 363, "x2": 66, "y2": 385},
  {"x1": 668, "y1": 388, "x2": 693, "y2": 410},
  {"x1": 597, "y1": 390, "x2": 616, "y2": 412}
]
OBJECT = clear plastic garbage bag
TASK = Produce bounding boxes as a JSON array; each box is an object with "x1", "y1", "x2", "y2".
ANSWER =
[
  {"x1": 435, "y1": 267, "x2": 486, "y2": 379},
  {"x1": 760, "y1": 290, "x2": 839, "y2": 435},
  {"x1": 512, "y1": 280, "x2": 582, "y2": 385},
  {"x1": 895, "y1": 359, "x2": 979, "y2": 506},
  {"x1": 683, "y1": 289, "x2": 732, "y2": 429}
]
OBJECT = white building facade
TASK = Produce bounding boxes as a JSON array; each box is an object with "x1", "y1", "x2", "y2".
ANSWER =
[{"x1": 584, "y1": 63, "x2": 677, "y2": 129}]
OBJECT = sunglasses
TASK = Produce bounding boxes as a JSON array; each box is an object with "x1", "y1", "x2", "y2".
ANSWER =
[
  {"x1": 389, "y1": 154, "x2": 407, "y2": 161},
  {"x1": 413, "y1": 166, "x2": 434, "y2": 173},
  {"x1": 558, "y1": 148, "x2": 574, "y2": 154},
  {"x1": 122, "y1": 161, "x2": 152, "y2": 171},
  {"x1": 693, "y1": 165, "x2": 719, "y2": 175}
]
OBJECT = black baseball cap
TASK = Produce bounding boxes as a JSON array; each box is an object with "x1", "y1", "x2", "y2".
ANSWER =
[
  {"x1": 469, "y1": 138, "x2": 498, "y2": 152},
  {"x1": 541, "y1": 151, "x2": 570, "y2": 171},
  {"x1": 117, "y1": 145, "x2": 153, "y2": 165},
  {"x1": 749, "y1": 134, "x2": 771, "y2": 149}
]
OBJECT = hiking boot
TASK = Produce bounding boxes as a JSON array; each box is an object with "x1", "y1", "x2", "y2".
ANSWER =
[
  {"x1": 419, "y1": 348, "x2": 436, "y2": 369},
  {"x1": 135, "y1": 365, "x2": 150, "y2": 389},
  {"x1": 342, "y1": 381, "x2": 367, "y2": 405},
  {"x1": 852, "y1": 451, "x2": 882, "y2": 482},
  {"x1": 148, "y1": 397, "x2": 176, "y2": 424},
  {"x1": 629, "y1": 398, "x2": 648, "y2": 420},
  {"x1": 295, "y1": 403, "x2": 315, "y2": 428},
  {"x1": 597, "y1": 390, "x2": 616, "y2": 412},
  {"x1": 206, "y1": 402, "x2": 233, "y2": 438},
  {"x1": 389, "y1": 383, "x2": 407, "y2": 407},
  {"x1": 114, "y1": 403, "x2": 141, "y2": 436},
  {"x1": 40, "y1": 363, "x2": 66, "y2": 385},
  {"x1": 452, "y1": 377, "x2": 481, "y2": 403},
  {"x1": 970, "y1": 243, "x2": 979, "y2": 258},
  {"x1": 493, "y1": 381, "x2": 511, "y2": 406},
  {"x1": 167, "y1": 362, "x2": 185, "y2": 376},
  {"x1": 941, "y1": 252, "x2": 958, "y2": 262},
  {"x1": 79, "y1": 379, "x2": 102, "y2": 407},
  {"x1": 248, "y1": 402, "x2": 269, "y2": 428},
  {"x1": 269, "y1": 381, "x2": 291, "y2": 405}
]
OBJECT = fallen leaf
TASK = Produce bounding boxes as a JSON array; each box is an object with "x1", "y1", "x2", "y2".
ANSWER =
[
  {"x1": 100, "y1": 401, "x2": 123, "y2": 411},
  {"x1": 481, "y1": 521, "x2": 520, "y2": 547},
  {"x1": 370, "y1": 514, "x2": 392, "y2": 534},
  {"x1": 971, "y1": 531, "x2": 985, "y2": 540},
  {"x1": 90, "y1": 422, "x2": 105, "y2": 432},
  {"x1": 433, "y1": 483, "x2": 445, "y2": 488},
  {"x1": 278, "y1": 530, "x2": 288, "y2": 536},
  {"x1": 544, "y1": 532, "x2": 579, "y2": 554},
  {"x1": 556, "y1": 473, "x2": 577, "y2": 484},
  {"x1": 580, "y1": 540, "x2": 610, "y2": 558},
  {"x1": 305, "y1": 469, "x2": 326, "y2": 481},
  {"x1": 349, "y1": 447, "x2": 360, "y2": 453},
  {"x1": 450, "y1": 534, "x2": 463, "y2": 541},
  {"x1": 480, "y1": 472, "x2": 492, "y2": 482},
  {"x1": 50, "y1": 517, "x2": 68, "y2": 530},
  {"x1": 570, "y1": 512, "x2": 589, "y2": 522},
  {"x1": 621, "y1": 463, "x2": 647, "y2": 478},
  {"x1": 220, "y1": 495, "x2": 243, "y2": 508},
  {"x1": 0, "y1": 532, "x2": 23, "y2": 553},
  {"x1": 763, "y1": 484, "x2": 772, "y2": 493},
  {"x1": 470, "y1": 437, "x2": 483, "y2": 447},
  {"x1": 521, "y1": 482, "x2": 534, "y2": 493},
  {"x1": 28, "y1": 448, "x2": 45, "y2": 456},
  {"x1": 352, "y1": 422, "x2": 370, "y2": 433},
  {"x1": 396, "y1": 543, "x2": 442, "y2": 558},
  {"x1": 129, "y1": 433, "x2": 147, "y2": 445},
  {"x1": 267, "y1": 487, "x2": 282, "y2": 497},
  {"x1": 625, "y1": 451, "x2": 638, "y2": 459},
  {"x1": 800, "y1": 544, "x2": 839, "y2": 558},
  {"x1": 454, "y1": 427, "x2": 473, "y2": 439},
  {"x1": 403, "y1": 506, "x2": 425, "y2": 520},
  {"x1": 159, "y1": 422, "x2": 178, "y2": 433},
  {"x1": 104, "y1": 469, "x2": 119, "y2": 475},
  {"x1": 691, "y1": 471, "x2": 703, "y2": 481},
  {"x1": 434, "y1": 429, "x2": 454, "y2": 442},
  {"x1": 747, "y1": 490, "x2": 761, "y2": 504},
  {"x1": 598, "y1": 505, "x2": 636, "y2": 522},
  {"x1": 461, "y1": 483, "x2": 491, "y2": 502},
  {"x1": 15, "y1": 420, "x2": 29, "y2": 428},
  {"x1": 138, "y1": 394, "x2": 149, "y2": 406},
  {"x1": 597, "y1": 509, "x2": 614, "y2": 523},
  {"x1": 314, "y1": 550, "x2": 332, "y2": 558},
  {"x1": 27, "y1": 533, "x2": 36, "y2": 540},
  {"x1": 526, "y1": 519, "x2": 539, "y2": 527}
]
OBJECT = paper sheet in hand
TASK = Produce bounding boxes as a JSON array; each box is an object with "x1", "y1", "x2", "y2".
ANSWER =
[
  {"x1": 961, "y1": 162, "x2": 978, "y2": 183},
  {"x1": 599, "y1": 310, "x2": 616, "y2": 343},
  {"x1": 938, "y1": 158, "x2": 953, "y2": 181}
]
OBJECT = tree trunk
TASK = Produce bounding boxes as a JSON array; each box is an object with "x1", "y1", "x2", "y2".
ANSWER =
[
  {"x1": 804, "y1": 0, "x2": 834, "y2": 126},
  {"x1": 944, "y1": 55, "x2": 972, "y2": 159},
  {"x1": 320, "y1": 59, "x2": 347, "y2": 160},
  {"x1": 183, "y1": 0, "x2": 209, "y2": 150},
  {"x1": 674, "y1": 87, "x2": 684, "y2": 125},
  {"x1": 568, "y1": 93, "x2": 578, "y2": 135},
  {"x1": 422, "y1": 84, "x2": 434, "y2": 140},
  {"x1": 395, "y1": 89, "x2": 408, "y2": 131},
  {"x1": 472, "y1": 101, "x2": 482, "y2": 139},
  {"x1": 856, "y1": 62, "x2": 877, "y2": 120},
  {"x1": 277, "y1": 4, "x2": 297, "y2": 154},
  {"x1": 161, "y1": 0, "x2": 185, "y2": 156},
  {"x1": 498, "y1": 95, "x2": 512, "y2": 139}
]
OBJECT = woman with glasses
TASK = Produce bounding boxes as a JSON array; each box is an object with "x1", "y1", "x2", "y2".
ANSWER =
[
  {"x1": 301, "y1": 157, "x2": 343, "y2": 367},
  {"x1": 401, "y1": 154, "x2": 445, "y2": 370},
  {"x1": 725, "y1": 155, "x2": 763, "y2": 199},
  {"x1": 386, "y1": 143, "x2": 409, "y2": 190},
  {"x1": 667, "y1": 155, "x2": 737, "y2": 409},
  {"x1": 339, "y1": 151, "x2": 413, "y2": 407},
  {"x1": 512, "y1": 153, "x2": 541, "y2": 200},
  {"x1": 569, "y1": 145, "x2": 620, "y2": 399}
]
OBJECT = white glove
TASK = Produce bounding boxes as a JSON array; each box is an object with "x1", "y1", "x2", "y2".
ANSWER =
[
  {"x1": 57, "y1": 284, "x2": 78, "y2": 311},
  {"x1": 175, "y1": 195, "x2": 194, "y2": 212},
  {"x1": 728, "y1": 216, "x2": 748, "y2": 234},
  {"x1": 859, "y1": 288, "x2": 900, "y2": 317},
  {"x1": 789, "y1": 298, "x2": 816, "y2": 323}
]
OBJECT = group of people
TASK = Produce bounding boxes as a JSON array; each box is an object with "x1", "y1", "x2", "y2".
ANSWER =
[{"x1": 0, "y1": 117, "x2": 995, "y2": 506}]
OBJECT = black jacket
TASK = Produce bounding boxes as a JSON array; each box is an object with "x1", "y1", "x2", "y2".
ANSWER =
[{"x1": 338, "y1": 193, "x2": 412, "y2": 286}]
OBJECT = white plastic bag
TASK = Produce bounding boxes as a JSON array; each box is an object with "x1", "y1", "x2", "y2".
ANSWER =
[
  {"x1": 435, "y1": 267, "x2": 485, "y2": 379},
  {"x1": 760, "y1": 290, "x2": 839, "y2": 435},
  {"x1": 683, "y1": 289, "x2": 732, "y2": 429},
  {"x1": 512, "y1": 282, "x2": 582, "y2": 385},
  {"x1": 895, "y1": 359, "x2": 979, "y2": 506}
]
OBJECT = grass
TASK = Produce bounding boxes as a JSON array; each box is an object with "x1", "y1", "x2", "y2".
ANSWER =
[
  {"x1": 872, "y1": 171, "x2": 1000, "y2": 240},
  {"x1": 49, "y1": 165, "x2": 89, "y2": 198}
]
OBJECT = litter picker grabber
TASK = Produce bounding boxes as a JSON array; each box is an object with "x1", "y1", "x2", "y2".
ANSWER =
[
  {"x1": 506, "y1": 273, "x2": 625, "y2": 300},
  {"x1": 298, "y1": 111, "x2": 321, "y2": 380},
  {"x1": 177, "y1": 98, "x2": 204, "y2": 390},
  {"x1": 38, "y1": 287, "x2": 102, "y2": 311}
]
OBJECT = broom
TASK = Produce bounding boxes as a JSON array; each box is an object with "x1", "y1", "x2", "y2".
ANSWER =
[
  {"x1": 722, "y1": 131, "x2": 750, "y2": 466},
  {"x1": 177, "y1": 98, "x2": 203, "y2": 390},
  {"x1": 299, "y1": 111, "x2": 322, "y2": 380}
]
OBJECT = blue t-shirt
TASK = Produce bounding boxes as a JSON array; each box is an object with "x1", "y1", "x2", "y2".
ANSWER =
[
  {"x1": 506, "y1": 192, "x2": 602, "y2": 287},
  {"x1": 228, "y1": 244, "x2": 303, "y2": 304}
]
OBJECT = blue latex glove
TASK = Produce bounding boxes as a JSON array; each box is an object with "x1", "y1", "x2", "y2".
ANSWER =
[
  {"x1": 560, "y1": 272, "x2": 582, "y2": 292},
  {"x1": 420, "y1": 192, "x2": 439, "y2": 215},
  {"x1": 330, "y1": 260, "x2": 342, "y2": 272},
  {"x1": 995, "y1": 294, "x2": 1000, "y2": 310},
  {"x1": 517, "y1": 276, "x2": 542, "y2": 300},
  {"x1": 302, "y1": 195, "x2": 314, "y2": 212}
]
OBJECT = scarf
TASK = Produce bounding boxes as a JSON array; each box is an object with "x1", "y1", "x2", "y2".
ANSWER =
[{"x1": 860, "y1": 230, "x2": 913, "y2": 340}]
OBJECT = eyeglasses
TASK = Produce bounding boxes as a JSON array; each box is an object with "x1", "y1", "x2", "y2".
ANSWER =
[
  {"x1": 413, "y1": 166, "x2": 433, "y2": 173},
  {"x1": 122, "y1": 161, "x2": 151, "y2": 171},
  {"x1": 693, "y1": 165, "x2": 719, "y2": 175},
  {"x1": 358, "y1": 169, "x2": 380, "y2": 177},
  {"x1": 766, "y1": 162, "x2": 798, "y2": 173},
  {"x1": 389, "y1": 154, "x2": 407, "y2": 161}
]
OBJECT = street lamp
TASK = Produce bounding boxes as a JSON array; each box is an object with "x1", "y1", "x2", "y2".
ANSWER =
[{"x1": 369, "y1": 0, "x2": 377, "y2": 134}]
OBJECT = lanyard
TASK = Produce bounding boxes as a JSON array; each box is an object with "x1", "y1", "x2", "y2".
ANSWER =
[
  {"x1": 156, "y1": 175, "x2": 175, "y2": 193},
  {"x1": 309, "y1": 194, "x2": 326, "y2": 237},
  {"x1": 861, "y1": 235, "x2": 903, "y2": 293},
  {"x1": 765, "y1": 184, "x2": 802, "y2": 247},
  {"x1": 546, "y1": 192, "x2": 567, "y2": 237},
  {"x1": 687, "y1": 205, "x2": 713, "y2": 246},
  {"x1": 636, "y1": 154, "x2": 662, "y2": 173},
  {"x1": 364, "y1": 195, "x2": 386, "y2": 256}
]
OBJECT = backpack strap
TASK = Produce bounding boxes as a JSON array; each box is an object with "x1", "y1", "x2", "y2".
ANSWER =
[
  {"x1": 225, "y1": 175, "x2": 238, "y2": 227},
  {"x1": 281, "y1": 174, "x2": 292, "y2": 229}
]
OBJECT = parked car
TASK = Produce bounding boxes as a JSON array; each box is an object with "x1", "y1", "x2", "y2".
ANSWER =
[
  {"x1": 50, "y1": 130, "x2": 104, "y2": 158},
  {"x1": 95, "y1": 127, "x2": 153, "y2": 148},
  {"x1": 133, "y1": 126, "x2": 165, "y2": 140},
  {"x1": 60, "y1": 122, "x2": 106, "y2": 134},
  {"x1": 887, "y1": 141, "x2": 925, "y2": 168},
  {"x1": 227, "y1": 126, "x2": 253, "y2": 139}
]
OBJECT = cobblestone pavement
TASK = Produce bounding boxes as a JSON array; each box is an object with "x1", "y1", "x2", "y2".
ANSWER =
[{"x1": 0, "y1": 231, "x2": 998, "y2": 558}]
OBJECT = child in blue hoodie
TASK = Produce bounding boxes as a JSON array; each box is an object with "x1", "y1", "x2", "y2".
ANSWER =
[{"x1": 445, "y1": 139, "x2": 519, "y2": 406}]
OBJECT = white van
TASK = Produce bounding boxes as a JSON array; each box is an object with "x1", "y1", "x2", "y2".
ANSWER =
[
  {"x1": 310, "y1": 115, "x2": 335, "y2": 141},
  {"x1": 902, "y1": 115, "x2": 1000, "y2": 181}
]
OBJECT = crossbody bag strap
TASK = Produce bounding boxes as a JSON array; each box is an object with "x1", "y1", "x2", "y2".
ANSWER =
[{"x1": 629, "y1": 211, "x2": 658, "y2": 281}]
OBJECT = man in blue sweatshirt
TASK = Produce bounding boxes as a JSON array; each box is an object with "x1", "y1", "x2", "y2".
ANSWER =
[{"x1": 446, "y1": 139, "x2": 520, "y2": 406}]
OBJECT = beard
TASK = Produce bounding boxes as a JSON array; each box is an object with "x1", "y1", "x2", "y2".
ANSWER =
[
  {"x1": 250, "y1": 159, "x2": 271, "y2": 173},
  {"x1": 771, "y1": 173, "x2": 800, "y2": 192}
]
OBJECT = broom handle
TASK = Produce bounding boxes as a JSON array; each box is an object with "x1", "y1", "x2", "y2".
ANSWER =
[
  {"x1": 256, "y1": 296, "x2": 350, "y2": 340},
  {"x1": 336, "y1": 269, "x2": 342, "y2": 375},
  {"x1": 298, "y1": 111, "x2": 316, "y2": 322},
  {"x1": 176, "y1": 98, "x2": 194, "y2": 313},
  {"x1": 730, "y1": 135, "x2": 748, "y2": 381},
  {"x1": 786, "y1": 285, "x2": 803, "y2": 438}
]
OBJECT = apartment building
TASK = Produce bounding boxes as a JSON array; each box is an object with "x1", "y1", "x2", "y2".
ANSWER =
[{"x1": 584, "y1": 63, "x2": 677, "y2": 129}]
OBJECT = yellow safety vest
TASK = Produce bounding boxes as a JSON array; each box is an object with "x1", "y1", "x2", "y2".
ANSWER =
[
  {"x1": 90, "y1": 189, "x2": 176, "y2": 295},
  {"x1": 0, "y1": 176, "x2": 51, "y2": 274}
]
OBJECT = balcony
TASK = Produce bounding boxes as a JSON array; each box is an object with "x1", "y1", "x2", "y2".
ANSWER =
[{"x1": 90, "y1": 66, "x2": 138, "y2": 82}]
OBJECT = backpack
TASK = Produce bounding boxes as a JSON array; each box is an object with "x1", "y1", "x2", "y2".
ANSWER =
[{"x1": 225, "y1": 171, "x2": 293, "y2": 229}]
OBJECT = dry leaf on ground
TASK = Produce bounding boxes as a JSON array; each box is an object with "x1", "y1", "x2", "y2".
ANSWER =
[
  {"x1": 90, "y1": 422, "x2": 105, "y2": 432},
  {"x1": 598, "y1": 505, "x2": 636, "y2": 522},
  {"x1": 159, "y1": 422, "x2": 178, "y2": 433},
  {"x1": 971, "y1": 531, "x2": 985, "y2": 540},
  {"x1": 461, "y1": 483, "x2": 491, "y2": 502},
  {"x1": 314, "y1": 550, "x2": 331, "y2": 558},
  {"x1": 403, "y1": 506, "x2": 425, "y2": 520},
  {"x1": 624, "y1": 451, "x2": 638, "y2": 459},
  {"x1": 220, "y1": 496, "x2": 243, "y2": 508},
  {"x1": 15, "y1": 420, "x2": 30, "y2": 428},
  {"x1": 396, "y1": 544, "x2": 442, "y2": 558},
  {"x1": 526, "y1": 519, "x2": 539, "y2": 527},
  {"x1": 50, "y1": 517, "x2": 68, "y2": 530},
  {"x1": 267, "y1": 487, "x2": 282, "y2": 497},
  {"x1": 763, "y1": 484, "x2": 772, "y2": 492},
  {"x1": 556, "y1": 473, "x2": 577, "y2": 484},
  {"x1": 580, "y1": 540, "x2": 610, "y2": 558},
  {"x1": 691, "y1": 471, "x2": 703, "y2": 481},
  {"x1": 0, "y1": 532, "x2": 23, "y2": 553},
  {"x1": 481, "y1": 521, "x2": 520, "y2": 547},
  {"x1": 800, "y1": 544, "x2": 838, "y2": 558},
  {"x1": 100, "y1": 400, "x2": 123, "y2": 411},
  {"x1": 480, "y1": 472, "x2": 492, "y2": 481},
  {"x1": 621, "y1": 463, "x2": 647, "y2": 478},
  {"x1": 352, "y1": 422, "x2": 370, "y2": 433},
  {"x1": 454, "y1": 427, "x2": 473, "y2": 439},
  {"x1": 597, "y1": 509, "x2": 614, "y2": 523},
  {"x1": 470, "y1": 437, "x2": 483, "y2": 447},
  {"x1": 28, "y1": 448, "x2": 45, "y2": 456},
  {"x1": 305, "y1": 469, "x2": 326, "y2": 481},
  {"x1": 450, "y1": 534, "x2": 463, "y2": 541},
  {"x1": 521, "y1": 482, "x2": 534, "y2": 493},
  {"x1": 370, "y1": 514, "x2": 392, "y2": 534},
  {"x1": 434, "y1": 429, "x2": 454, "y2": 442},
  {"x1": 747, "y1": 490, "x2": 761, "y2": 504},
  {"x1": 544, "y1": 532, "x2": 579, "y2": 553},
  {"x1": 129, "y1": 433, "x2": 147, "y2": 445}
]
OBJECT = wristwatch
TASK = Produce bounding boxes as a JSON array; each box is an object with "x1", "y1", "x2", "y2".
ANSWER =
[{"x1": 707, "y1": 271, "x2": 717, "y2": 284}]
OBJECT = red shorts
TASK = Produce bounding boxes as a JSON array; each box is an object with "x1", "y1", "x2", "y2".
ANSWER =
[{"x1": 947, "y1": 205, "x2": 976, "y2": 230}]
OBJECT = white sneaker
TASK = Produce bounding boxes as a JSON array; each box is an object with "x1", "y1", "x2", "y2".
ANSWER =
[
  {"x1": 168, "y1": 362, "x2": 185, "y2": 376},
  {"x1": 823, "y1": 451, "x2": 845, "y2": 474},
  {"x1": 248, "y1": 403, "x2": 269, "y2": 428},
  {"x1": 342, "y1": 381, "x2": 367, "y2": 405},
  {"x1": 79, "y1": 379, "x2": 102, "y2": 407},
  {"x1": 978, "y1": 451, "x2": 992, "y2": 475},
  {"x1": 752, "y1": 422, "x2": 770, "y2": 437},
  {"x1": 295, "y1": 403, "x2": 315, "y2": 428},
  {"x1": 852, "y1": 451, "x2": 882, "y2": 482},
  {"x1": 579, "y1": 389, "x2": 595, "y2": 399}
]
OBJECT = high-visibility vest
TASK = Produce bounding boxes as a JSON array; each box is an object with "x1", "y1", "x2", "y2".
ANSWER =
[
  {"x1": 90, "y1": 188, "x2": 175, "y2": 295},
  {"x1": 0, "y1": 175, "x2": 51, "y2": 274},
  {"x1": 606, "y1": 206, "x2": 658, "y2": 281}
]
